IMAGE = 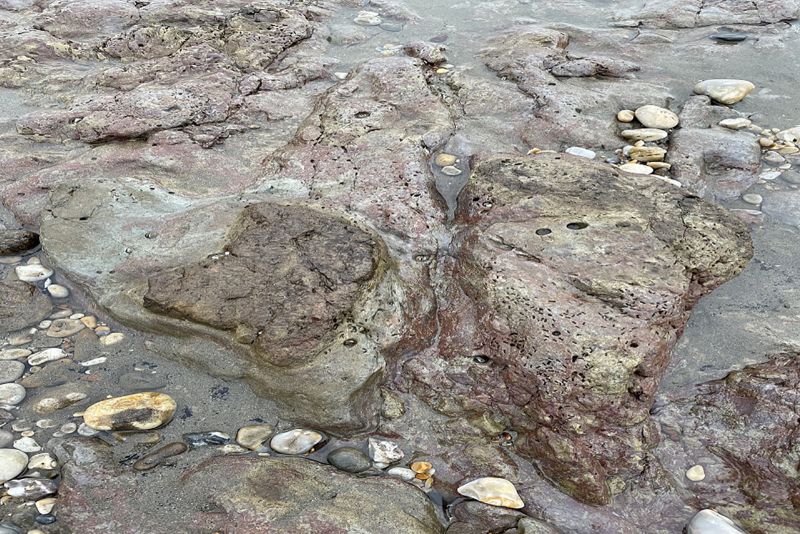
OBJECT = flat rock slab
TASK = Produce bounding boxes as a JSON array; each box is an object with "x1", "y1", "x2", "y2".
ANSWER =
[{"x1": 55, "y1": 439, "x2": 443, "y2": 534}]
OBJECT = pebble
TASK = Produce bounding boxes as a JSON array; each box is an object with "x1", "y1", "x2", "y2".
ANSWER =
[
  {"x1": 457, "y1": 477, "x2": 525, "y2": 509},
  {"x1": 69, "y1": 313, "x2": 84, "y2": 320},
  {"x1": 35, "y1": 515, "x2": 56, "y2": 525},
  {"x1": 0, "y1": 449, "x2": 28, "y2": 483},
  {"x1": 183, "y1": 431, "x2": 231, "y2": 448},
  {"x1": 60, "y1": 422, "x2": 77, "y2": 434},
  {"x1": 687, "y1": 509, "x2": 746, "y2": 533},
  {"x1": 685, "y1": 464, "x2": 706, "y2": 481},
  {"x1": 634, "y1": 105, "x2": 679, "y2": 129},
  {"x1": 0, "y1": 384, "x2": 26, "y2": 405},
  {"x1": 99, "y1": 332, "x2": 125, "y2": 346},
  {"x1": 77, "y1": 423, "x2": 99, "y2": 436},
  {"x1": 616, "y1": 109, "x2": 634, "y2": 122},
  {"x1": 4, "y1": 478, "x2": 57, "y2": 499},
  {"x1": 13, "y1": 437, "x2": 41, "y2": 453},
  {"x1": 618, "y1": 163, "x2": 654, "y2": 175},
  {"x1": 37, "y1": 320, "x2": 51, "y2": 329},
  {"x1": 440, "y1": 165, "x2": 462, "y2": 176},
  {"x1": 652, "y1": 175, "x2": 682, "y2": 187},
  {"x1": 327, "y1": 447, "x2": 372, "y2": 473},
  {"x1": 693, "y1": 79, "x2": 755, "y2": 105},
  {"x1": 761, "y1": 170, "x2": 783, "y2": 181},
  {"x1": 11, "y1": 421, "x2": 30, "y2": 432},
  {"x1": 564, "y1": 147, "x2": 596, "y2": 159},
  {"x1": 353, "y1": 10, "x2": 381, "y2": 26},
  {"x1": 35, "y1": 497, "x2": 56, "y2": 515},
  {"x1": 13, "y1": 265, "x2": 52, "y2": 282},
  {"x1": 763, "y1": 151, "x2": 785, "y2": 164},
  {"x1": 219, "y1": 444, "x2": 248, "y2": 455},
  {"x1": 620, "y1": 128, "x2": 668, "y2": 142},
  {"x1": 387, "y1": 467, "x2": 416, "y2": 480},
  {"x1": 49, "y1": 309, "x2": 72, "y2": 319},
  {"x1": 270, "y1": 429, "x2": 324, "y2": 455},
  {"x1": 83, "y1": 392, "x2": 177, "y2": 431},
  {"x1": 0, "y1": 256, "x2": 22, "y2": 264},
  {"x1": 742, "y1": 193, "x2": 762, "y2": 205},
  {"x1": 368, "y1": 437, "x2": 404, "y2": 467},
  {"x1": 629, "y1": 146, "x2": 666, "y2": 162},
  {"x1": 133, "y1": 441, "x2": 188, "y2": 471},
  {"x1": 0, "y1": 524, "x2": 23, "y2": 534},
  {"x1": 410, "y1": 461, "x2": 432, "y2": 474},
  {"x1": 80, "y1": 357, "x2": 107, "y2": 367},
  {"x1": 719, "y1": 118, "x2": 752, "y2": 130},
  {"x1": 710, "y1": 32, "x2": 747, "y2": 43},
  {"x1": 0, "y1": 362, "x2": 24, "y2": 384},
  {"x1": 236, "y1": 425, "x2": 273, "y2": 451},
  {"x1": 46, "y1": 319, "x2": 84, "y2": 338},
  {"x1": 333, "y1": 72, "x2": 348, "y2": 80},
  {"x1": 34, "y1": 392, "x2": 87, "y2": 415},
  {"x1": 434, "y1": 153, "x2": 457, "y2": 166},
  {"x1": 79, "y1": 316, "x2": 97, "y2": 329},
  {"x1": 0, "y1": 349, "x2": 30, "y2": 360},
  {"x1": 648, "y1": 161, "x2": 672, "y2": 170},
  {"x1": 95, "y1": 326, "x2": 111, "y2": 336},
  {"x1": 759, "y1": 137, "x2": 774, "y2": 147},
  {"x1": 28, "y1": 348, "x2": 67, "y2": 366},
  {"x1": 46, "y1": 284, "x2": 69, "y2": 298},
  {"x1": 27, "y1": 453, "x2": 57, "y2": 470},
  {"x1": 0, "y1": 432, "x2": 12, "y2": 448}
]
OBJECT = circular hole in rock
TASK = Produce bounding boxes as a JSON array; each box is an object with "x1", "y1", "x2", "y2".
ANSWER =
[
  {"x1": 616, "y1": 221, "x2": 631, "y2": 228},
  {"x1": 354, "y1": 111, "x2": 371, "y2": 118},
  {"x1": 566, "y1": 222, "x2": 589, "y2": 230},
  {"x1": 535, "y1": 228, "x2": 552, "y2": 236},
  {"x1": 343, "y1": 338, "x2": 357, "y2": 347},
  {"x1": 472, "y1": 355, "x2": 491, "y2": 364}
]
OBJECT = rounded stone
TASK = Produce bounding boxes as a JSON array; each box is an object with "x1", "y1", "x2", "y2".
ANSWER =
[
  {"x1": 440, "y1": 165, "x2": 463, "y2": 176},
  {"x1": 27, "y1": 453, "x2": 57, "y2": 470},
  {"x1": 687, "y1": 509, "x2": 746, "y2": 534},
  {"x1": 0, "y1": 449, "x2": 28, "y2": 483},
  {"x1": 742, "y1": 193, "x2": 762, "y2": 206},
  {"x1": 618, "y1": 162, "x2": 654, "y2": 175},
  {"x1": 0, "y1": 431, "x2": 13, "y2": 448},
  {"x1": 0, "y1": 384, "x2": 26, "y2": 405},
  {"x1": 434, "y1": 153, "x2": 457, "y2": 166},
  {"x1": 13, "y1": 437, "x2": 41, "y2": 453},
  {"x1": 235, "y1": 424, "x2": 274, "y2": 451},
  {"x1": 693, "y1": 79, "x2": 755, "y2": 105},
  {"x1": 45, "y1": 284, "x2": 69, "y2": 298},
  {"x1": 387, "y1": 467, "x2": 416, "y2": 480},
  {"x1": 457, "y1": 477, "x2": 525, "y2": 509},
  {"x1": 564, "y1": 146, "x2": 596, "y2": 159},
  {"x1": 83, "y1": 392, "x2": 177, "y2": 431},
  {"x1": 686, "y1": 464, "x2": 706, "y2": 481},
  {"x1": 368, "y1": 437, "x2": 404, "y2": 466},
  {"x1": 616, "y1": 109, "x2": 634, "y2": 122},
  {"x1": 0, "y1": 361, "x2": 24, "y2": 384},
  {"x1": 634, "y1": 105, "x2": 679, "y2": 129},
  {"x1": 0, "y1": 349, "x2": 30, "y2": 360},
  {"x1": 620, "y1": 128, "x2": 668, "y2": 142},
  {"x1": 719, "y1": 118, "x2": 752, "y2": 130},
  {"x1": 99, "y1": 332, "x2": 125, "y2": 345},
  {"x1": 327, "y1": 447, "x2": 371, "y2": 473},
  {"x1": 28, "y1": 348, "x2": 67, "y2": 366},
  {"x1": 269, "y1": 429, "x2": 324, "y2": 455},
  {"x1": 46, "y1": 319, "x2": 84, "y2": 337},
  {"x1": 14, "y1": 265, "x2": 52, "y2": 282}
]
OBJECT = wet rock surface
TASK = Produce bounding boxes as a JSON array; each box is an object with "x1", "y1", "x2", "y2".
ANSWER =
[
  {"x1": 0, "y1": 0, "x2": 797, "y2": 532},
  {"x1": 56, "y1": 438, "x2": 443, "y2": 534}
]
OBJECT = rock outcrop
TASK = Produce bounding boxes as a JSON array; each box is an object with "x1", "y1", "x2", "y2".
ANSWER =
[{"x1": 405, "y1": 154, "x2": 752, "y2": 504}]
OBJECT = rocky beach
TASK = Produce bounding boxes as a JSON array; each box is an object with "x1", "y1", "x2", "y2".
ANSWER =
[{"x1": 0, "y1": 0, "x2": 799, "y2": 532}]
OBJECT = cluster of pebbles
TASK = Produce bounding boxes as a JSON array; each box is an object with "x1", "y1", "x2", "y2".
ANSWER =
[{"x1": 0, "y1": 252, "x2": 130, "y2": 531}]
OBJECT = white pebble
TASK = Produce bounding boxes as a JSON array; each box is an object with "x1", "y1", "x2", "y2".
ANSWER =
[
  {"x1": 565, "y1": 146, "x2": 596, "y2": 159},
  {"x1": 685, "y1": 464, "x2": 705, "y2": 481},
  {"x1": 99, "y1": 332, "x2": 125, "y2": 346},
  {"x1": 47, "y1": 284, "x2": 69, "y2": 298},
  {"x1": 14, "y1": 265, "x2": 53, "y2": 282},
  {"x1": 28, "y1": 348, "x2": 67, "y2": 366},
  {"x1": 742, "y1": 193, "x2": 762, "y2": 205},
  {"x1": 13, "y1": 437, "x2": 41, "y2": 453}
]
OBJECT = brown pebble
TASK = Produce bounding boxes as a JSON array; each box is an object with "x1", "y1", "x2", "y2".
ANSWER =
[
  {"x1": 415, "y1": 472, "x2": 431, "y2": 481},
  {"x1": 410, "y1": 461, "x2": 432, "y2": 473}
]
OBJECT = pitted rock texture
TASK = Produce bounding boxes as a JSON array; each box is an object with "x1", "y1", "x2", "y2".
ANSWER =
[
  {"x1": 144, "y1": 202, "x2": 382, "y2": 367},
  {"x1": 655, "y1": 352, "x2": 800, "y2": 533},
  {"x1": 404, "y1": 154, "x2": 752, "y2": 505},
  {"x1": 614, "y1": 0, "x2": 800, "y2": 28},
  {"x1": 55, "y1": 438, "x2": 443, "y2": 534}
]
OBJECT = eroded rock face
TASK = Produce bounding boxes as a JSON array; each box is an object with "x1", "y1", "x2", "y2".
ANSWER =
[
  {"x1": 405, "y1": 154, "x2": 752, "y2": 505},
  {"x1": 655, "y1": 352, "x2": 800, "y2": 533},
  {"x1": 55, "y1": 438, "x2": 443, "y2": 534},
  {"x1": 144, "y1": 203, "x2": 381, "y2": 367}
]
